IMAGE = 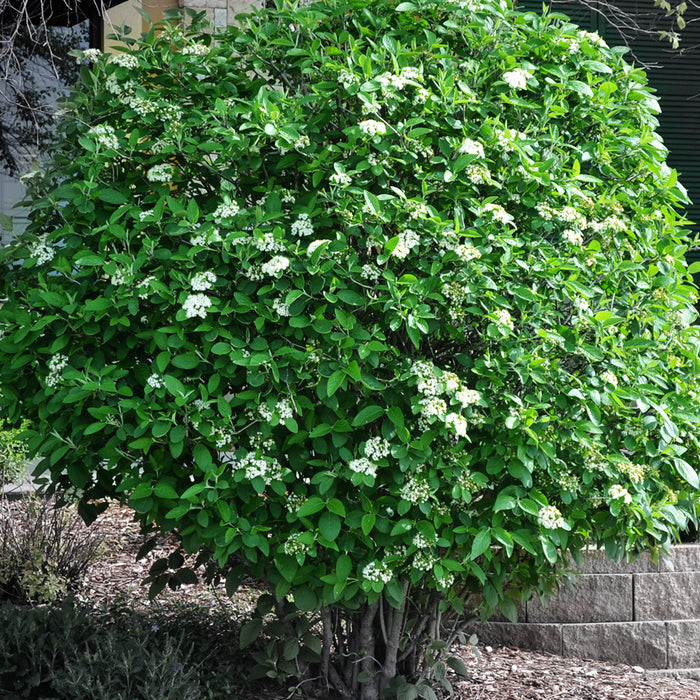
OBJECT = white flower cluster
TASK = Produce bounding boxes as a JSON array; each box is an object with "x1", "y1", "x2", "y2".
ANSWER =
[
  {"x1": 455, "y1": 388, "x2": 481, "y2": 407},
  {"x1": 338, "y1": 68, "x2": 358, "y2": 88},
  {"x1": 46, "y1": 354, "x2": 69, "y2": 387},
  {"x1": 361, "y1": 263, "x2": 381, "y2": 281},
  {"x1": 446, "y1": 412, "x2": 468, "y2": 437},
  {"x1": 277, "y1": 398, "x2": 294, "y2": 419},
  {"x1": 496, "y1": 128, "x2": 527, "y2": 152},
  {"x1": 558, "y1": 205, "x2": 587, "y2": 229},
  {"x1": 391, "y1": 229, "x2": 420, "y2": 259},
  {"x1": 399, "y1": 474, "x2": 432, "y2": 503},
  {"x1": 80, "y1": 48, "x2": 102, "y2": 63},
  {"x1": 231, "y1": 451, "x2": 283, "y2": 486},
  {"x1": 110, "y1": 268, "x2": 127, "y2": 286},
  {"x1": 364, "y1": 437, "x2": 390, "y2": 461},
  {"x1": 252, "y1": 231, "x2": 285, "y2": 253},
  {"x1": 213, "y1": 202, "x2": 240, "y2": 222},
  {"x1": 454, "y1": 243, "x2": 481, "y2": 262},
  {"x1": 191, "y1": 271, "x2": 217, "y2": 291},
  {"x1": 190, "y1": 229, "x2": 222, "y2": 246},
  {"x1": 458, "y1": 138, "x2": 485, "y2": 158},
  {"x1": 482, "y1": 202, "x2": 513, "y2": 225},
  {"x1": 617, "y1": 459, "x2": 645, "y2": 483},
  {"x1": 406, "y1": 201, "x2": 429, "y2": 220},
  {"x1": 412, "y1": 360, "x2": 441, "y2": 396},
  {"x1": 358, "y1": 119, "x2": 387, "y2": 136},
  {"x1": 608, "y1": 484, "x2": 632, "y2": 504},
  {"x1": 111, "y1": 53, "x2": 138, "y2": 69},
  {"x1": 572, "y1": 296, "x2": 591, "y2": 314},
  {"x1": 261, "y1": 255, "x2": 290, "y2": 276},
  {"x1": 291, "y1": 213, "x2": 314, "y2": 237},
  {"x1": 601, "y1": 370, "x2": 618, "y2": 388},
  {"x1": 590, "y1": 215, "x2": 627, "y2": 234},
  {"x1": 283, "y1": 533, "x2": 309, "y2": 556},
  {"x1": 212, "y1": 427, "x2": 235, "y2": 450},
  {"x1": 538, "y1": 505, "x2": 566, "y2": 529},
  {"x1": 29, "y1": 239, "x2": 55, "y2": 265},
  {"x1": 139, "y1": 209, "x2": 154, "y2": 221},
  {"x1": 412, "y1": 550, "x2": 437, "y2": 571},
  {"x1": 181, "y1": 43, "x2": 209, "y2": 56},
  {"x1": 272, "y1": 298, "x2": 290, "y2": 316},
  {"x1": 348, "y1": 457, "x2": 378, "y2": 478},
  {"x1": 562, "y1": 229, "x2": 584, "y2": 246},
  {"x1": 413, "y1": 532, "x2": 433, "y2": 549},
  {"x1": 294, "y1": 134, "x2": 310, "y2": 149},
  {"x1": 361, "y1": 561, "x2": 393, "y2": 584},
  {"x1": 286, "y1": 493, "x2": 305, "y2": 513},
  {"x1": 466, "y1": 164, "x2": 491, "y2": 185},
  {"x1": 502, "y1": 68, "x2": 532, "y2": 90},
  {"x1": 88, "y1": 124, "x2": 120, "y2": 150},
  {"x1": 494, "y1": 308, "x2": 514, "y2": 330},
  {"x1": 147, "y1": 373, "x2": 165, "y2": 389},
  {"x1": 146, "y1": 164, "x2": 174, "y2": 183},
  {"x1": 182, "y1": 293, "x2": 212, "y2": 319},
  {"x1": 306, "y1": 239, "x2": 329, "y2": 256},
  {"x1": 420, "y1": 397, "x2": 447, "y2": 419},
  {"x1": 330, "y1": 172, "x2": 352, "y2": 186}
]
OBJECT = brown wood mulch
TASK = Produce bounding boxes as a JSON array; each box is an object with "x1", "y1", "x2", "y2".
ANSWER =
[{"x1": 3, "y1": 497, "x2": 700, "y2": 700}]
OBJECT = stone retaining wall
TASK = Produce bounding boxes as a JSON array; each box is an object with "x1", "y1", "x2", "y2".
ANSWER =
[{"x1": 470, "y1": 545, "x2": 700, "y2": 674}]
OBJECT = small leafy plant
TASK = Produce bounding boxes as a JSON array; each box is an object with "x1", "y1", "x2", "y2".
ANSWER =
[
  {"x1": 1, "y1": 0, "x2": 699, "y2": 696},
  {"x1": 0, "y1": 416, "x2": 29, "y2": 487},
  {"x1": 0, "y1": 495, "x2": 105, "y2": 604}
]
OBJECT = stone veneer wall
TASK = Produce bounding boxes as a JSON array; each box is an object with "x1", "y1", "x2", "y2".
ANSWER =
[{"x1": 469, "y1": 545, "x2": 700, "y2": 675}]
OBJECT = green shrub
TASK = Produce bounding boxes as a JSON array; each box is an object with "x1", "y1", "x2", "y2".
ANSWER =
[
  {"x1": 1, "y1": 0, "x2": 700, "y2": 695},
  {"x1": 0, "y1": 597, "x2": 247, "y2": 700}
]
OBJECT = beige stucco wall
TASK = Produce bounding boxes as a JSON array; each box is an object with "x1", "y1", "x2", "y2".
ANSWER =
[
  {"x1": 104, "y1": 0, "x2": 261, "y2": 46},
  {"x1": 179, "y1": 0, "x2": 263, "y2": 30}
]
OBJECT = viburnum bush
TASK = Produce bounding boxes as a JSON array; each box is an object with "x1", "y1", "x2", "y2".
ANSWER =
[{"x1": 1, "y1": 0, "x2": 700, "y2": 696}]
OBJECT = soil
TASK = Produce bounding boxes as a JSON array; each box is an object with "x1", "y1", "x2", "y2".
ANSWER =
[{"x1": 5, "y1": 497, "x2": 700, "y2": 700}]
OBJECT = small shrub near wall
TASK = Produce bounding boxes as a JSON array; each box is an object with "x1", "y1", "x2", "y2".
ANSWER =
[{"x1": 1, "y1": 0, "x2": 700, "y2": 696}]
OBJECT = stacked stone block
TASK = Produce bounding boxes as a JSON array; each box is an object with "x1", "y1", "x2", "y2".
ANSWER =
[{"x1": 471, "y1": 545, "x2": 700, "y2": 674}]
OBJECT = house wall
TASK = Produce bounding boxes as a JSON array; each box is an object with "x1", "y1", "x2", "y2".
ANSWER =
[{"x1": 104, "y1": 0, "x2": 260, "y2": 45}]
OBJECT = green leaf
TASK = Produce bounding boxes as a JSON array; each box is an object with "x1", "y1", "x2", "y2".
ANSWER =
[
  {"x1": 319, "y1": 511, "x2": 341, "y2": 541},
  {"x1": 352, "y1": 405, "x2": 384, "y2": 426},
  {"x1": 446, "y1": 656, "x2": 470, "y2": 677},
  {"x1": 297, "y1": 496, "x2": 325, "y2": 518},
  {"x1": 98, "y1": 189, "x2": 128, "y2": 204},
  {"x1": 327, "y1": 370, "x2": 345, "y2": 397},
  {"x1": 193, "y1": 443, "x2": 213, "y2": 471},
  {"x1": 336, "y1": 554, "x2": 352, "y2": 581},
  {"x1": 470, "y1": 530, "x2": 491, "y2": 559},
  {"x1": 494, "y1": 492, "x2": 517, "y2": 512},
  {"x1": 240, "y1": 618, "x2": 263, "y2": 649},
  {"x1": 294, "y1": 585, "x2": 318, "y2": 611},
  {"x1": 361, "y1": 512, "x2": 376, "y2": 536},
  {"x1": 154, "y1": 482, "x2": 178, "y2": 499},
  {"x1": 673, "y1": 458, "x2": 699, "y2": 488}
]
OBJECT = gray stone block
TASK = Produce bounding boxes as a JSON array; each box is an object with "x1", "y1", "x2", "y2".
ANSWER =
[
  {"x1": 468, "y1": 622, "x2": 563, "y2": 656},
  {"x1": 667, "y1": 620, "x2": 700, "y2": 668},
  {"x1": 574, "y1": 548, "x2": 658, "y2": 574},
  {"x1": 526, "y1": 574, "x2": 632, "y2": 623},
  {"x1": 649, "y1": 668, "x2": 700, "y2": 681},
  {"x1": 562, "y1": 622, "x2": 668, "y2": 669},
  {"x1": 659, "y1": 545, "x2": 700, "y2": 573},
  {"x1": 634, "y1": 572, "x2": 700, "y2": 621}
]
